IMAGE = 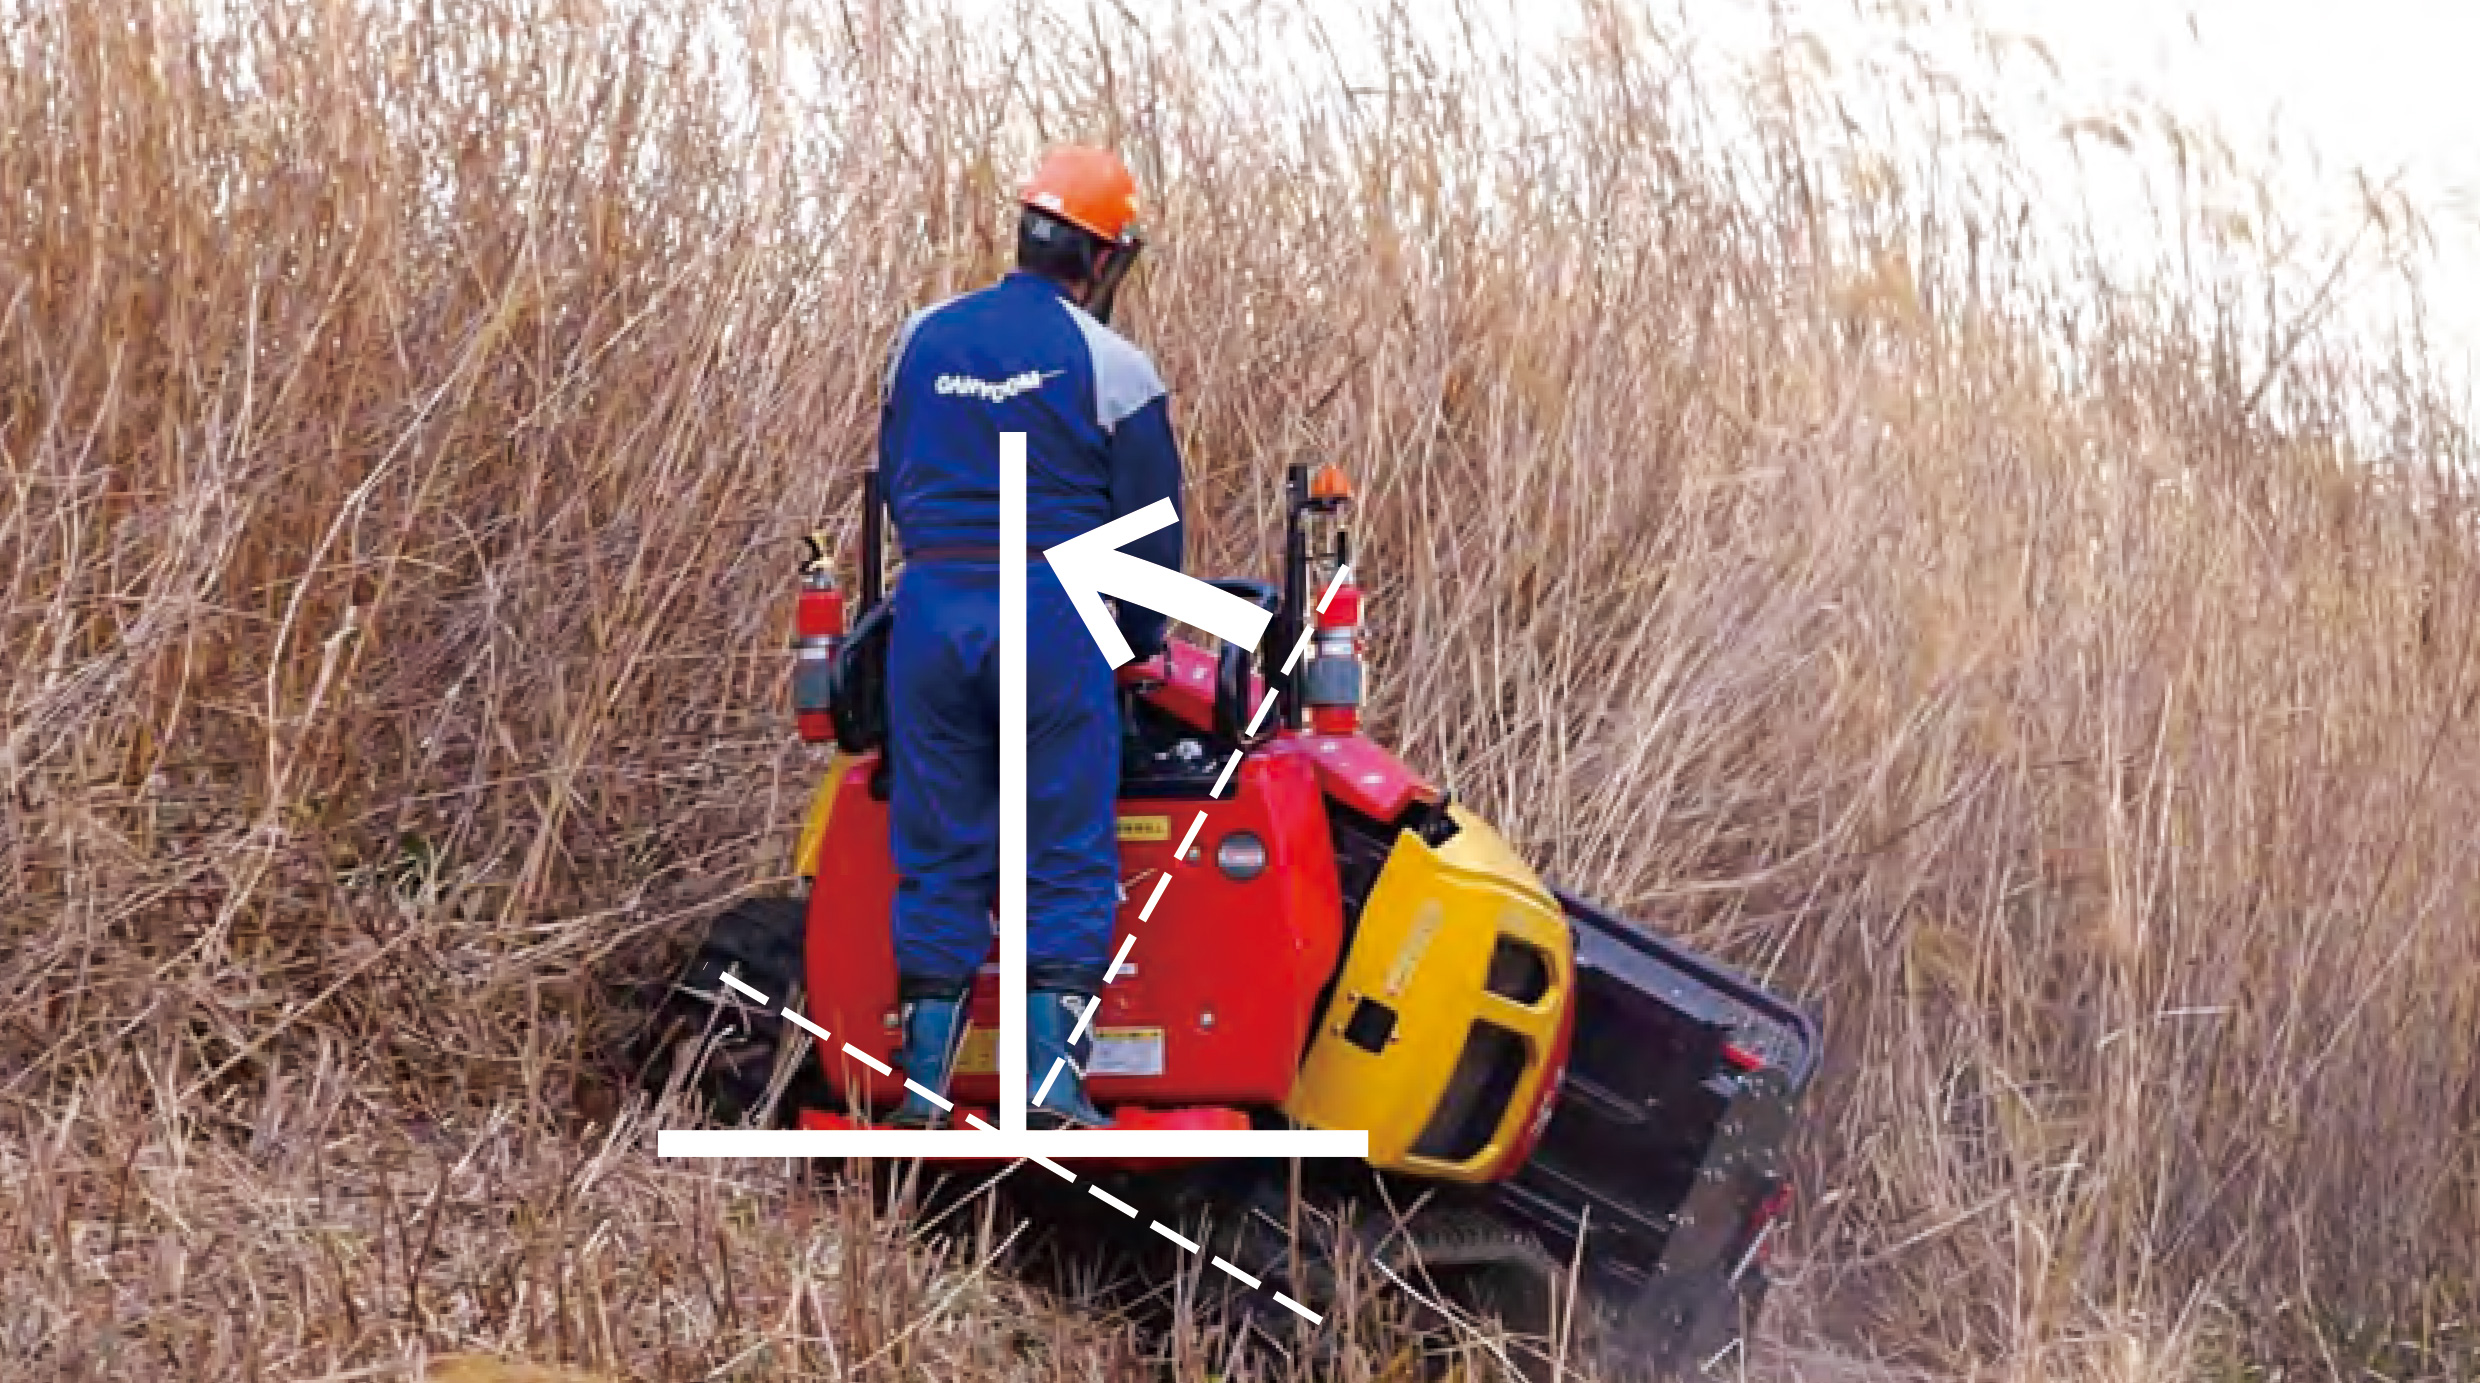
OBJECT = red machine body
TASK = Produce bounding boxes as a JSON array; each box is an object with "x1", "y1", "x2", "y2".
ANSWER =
[
  {"x1": 798, "y1": 640, "x2": 1437, "y2": 1118},
  {"x1": 648, "y1": 461, "x2": 1823, "y2": 1367}
]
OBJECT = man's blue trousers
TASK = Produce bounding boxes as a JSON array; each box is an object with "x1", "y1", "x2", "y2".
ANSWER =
[{"x1": 885, "y1": 559, "x2": 1119, "y2": 995}]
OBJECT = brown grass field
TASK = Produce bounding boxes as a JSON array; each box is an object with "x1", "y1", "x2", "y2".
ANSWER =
[{"x1": 6, "y1": 0, "x2": 2479, "y2": 1378}]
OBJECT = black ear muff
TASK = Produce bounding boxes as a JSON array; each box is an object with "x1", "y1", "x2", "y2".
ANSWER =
[
  {"x1": 1203, "y1": 576, "x2": 1279, "y2": 750},
  {"x1": 830, "y1": 599, "x2": 895, "y2": 754},
  {"x1": 1086, "y1": 236, "x2": 1142, "y2": 324},
  {"x1": 1214, "y1": 638, "x2": 1260, "y2": 750}
]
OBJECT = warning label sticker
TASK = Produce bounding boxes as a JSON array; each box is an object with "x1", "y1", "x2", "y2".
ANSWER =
[
  {"x1": 1116, "y1": 814, "x2": 1172, "y2": 842},
  {"x1": 949, "y1": 1026, "x2": 1165, "y2": 1078},
  {"x1": 1090, "y1": 1027, "x2": 1166, "y2": 1078}
]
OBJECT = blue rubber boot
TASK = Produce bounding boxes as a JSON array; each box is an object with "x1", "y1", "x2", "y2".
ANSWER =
[
  {"x1": 1027, "y1": 989, "x2": 1109, "y2": 1129},
  {"x1": 890, "y1": 989, "x2": 965, "y2": 1127}
]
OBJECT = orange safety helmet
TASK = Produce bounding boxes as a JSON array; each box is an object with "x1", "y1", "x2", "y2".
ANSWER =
[{"x1": 1018, "y1": 144, "x2": 1144, "y2": 247}]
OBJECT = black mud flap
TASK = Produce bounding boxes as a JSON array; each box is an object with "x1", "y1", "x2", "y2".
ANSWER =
[
  {"x1": 1489, "y1": 891, "x2": 1821, "y2": 1372},
  {"x1": 638, "y1": 897, "x2": 814, "y2": 1125}
]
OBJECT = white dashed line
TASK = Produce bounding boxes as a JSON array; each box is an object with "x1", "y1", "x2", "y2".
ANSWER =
[
  {"x1": 726, "y1": 576, "x2": 1357, "y2": 1330},
  {"x1": 841, "y1": 1042, "x2": 893, "y2": 1076},
  {"x1": 747, "y1": 1011, "x2": 1326, "y2": 1325},
  {"x1": 1150, "y1": 1221, "x2": 1201, "y2": 1253},
  {"x1": 1029, "y1": 1152, "x2": 1078, "y2": 1182},
  {"x1": 1105, "y1": 933, "x2": 1139, "y2": 980},
  {"x1": 1315, "y1": 563, "x2": 1352, "y2": 612},
  {"x1": 1280, "y1": 624, "x2": 1317, "y2": 674},
  {"x1": 1137, "y1": 874, "x2": 1173, "y2": 923},
  {"x1": 1213, "y1": 1256, "x2": 1263, "y2": 1289},
  {"x1": 1245, "y1": 687, "x2": 1281, "y2": 734},
  {"x1": 782, "y1": 1008, "x2": 831, "y2": 1043}
]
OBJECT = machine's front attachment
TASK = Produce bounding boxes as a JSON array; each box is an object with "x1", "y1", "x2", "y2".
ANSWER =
[{"x1": 1494, "y1": 890, "x2": 1821, "y2": 1373}]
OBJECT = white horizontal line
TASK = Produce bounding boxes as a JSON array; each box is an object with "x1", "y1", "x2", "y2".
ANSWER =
[
  {"x1": 1212, "y1": 1256, "x2": 1261, "y2": 1289},
  {"x1": 1088, "y1": 1184, "x2": 1139, "y2": 1217},
  {"x1": 656, "y1": 1129, "x2": 1372, "y2": 1159},
  {"x1": 782, "y1": 1008, "x2": 831, "y2": 1043},
  {"x1": 1150, "y1": 1220, "x2": 1200, "y2": 1253},
  {"x1": 841, "y1": 1042, "x2": 892, "y2": 1076},
  {"x1": 903, "y1": 1079, "x2": 953, "y2": 1112},
  {"x1": 1274, "y1": 1291, "x2": 1322, "y2": 1323},
  {"x1": 720, "y1": 971, "x2": 769, "y2": 1005}
]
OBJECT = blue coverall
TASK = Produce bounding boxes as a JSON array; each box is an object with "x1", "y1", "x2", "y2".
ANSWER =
[{"x1": 878, "y1": 270, "x2": 1184, "y2": 997}]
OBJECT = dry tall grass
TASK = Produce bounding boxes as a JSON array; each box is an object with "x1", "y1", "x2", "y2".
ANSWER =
[{"x1": 6, "y1": 0, "x2": 2478, "y2": 1378}]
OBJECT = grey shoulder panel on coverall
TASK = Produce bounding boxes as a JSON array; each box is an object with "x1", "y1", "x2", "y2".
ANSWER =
[{"x1": 1058, "y1": 297, "x2": 1167, "y2": 433}]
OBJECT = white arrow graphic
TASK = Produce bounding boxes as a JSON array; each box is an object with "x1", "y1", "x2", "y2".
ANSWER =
[
  {"x1": 660, "y1": 429, "x2": 1367, "y2": 1156},
  {"x1": 1044, "y1": 499, "x2": 1275, "y2": 667}
]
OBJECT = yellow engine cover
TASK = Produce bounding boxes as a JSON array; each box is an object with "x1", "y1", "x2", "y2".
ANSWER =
[
  {"x1": 1283, "y1": 805, "x2": 1573, "y2": 1181},
  {"x1": 793, "y1": 752, "x2": 851, "y2": 881}
]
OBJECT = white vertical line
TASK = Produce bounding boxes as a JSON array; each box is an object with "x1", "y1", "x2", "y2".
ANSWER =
[{"x1": 1001, "y1": 430, "x2": 1028, "y2": 1134}]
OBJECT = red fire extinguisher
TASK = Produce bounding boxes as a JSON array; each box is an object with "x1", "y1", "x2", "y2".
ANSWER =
[
  {"x1": 1303, "y1": 577, "x2": 1364, "y2": 734},
  {"x1": 793, "y1": 533, "x2": 844, "y2": 744}
]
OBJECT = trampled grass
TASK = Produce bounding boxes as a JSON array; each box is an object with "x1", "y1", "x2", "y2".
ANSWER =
[{"x1": 5, "y1": 0, "x2": 2478, "y2": 1378}]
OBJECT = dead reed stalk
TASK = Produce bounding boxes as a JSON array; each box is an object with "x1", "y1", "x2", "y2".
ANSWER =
[{"x1": 4, "y1": 0, "x2": 2475, "y2": 1377}]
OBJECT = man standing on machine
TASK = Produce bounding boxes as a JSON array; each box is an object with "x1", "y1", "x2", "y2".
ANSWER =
[{"x1": 873, "y1": 145, "x2": 1183, "y2": 1128}]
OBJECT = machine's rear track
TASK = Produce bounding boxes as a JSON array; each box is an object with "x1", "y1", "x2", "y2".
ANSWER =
[{"x1": 634, "y1": 907, "x2": 1743, "y2": 1383}]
